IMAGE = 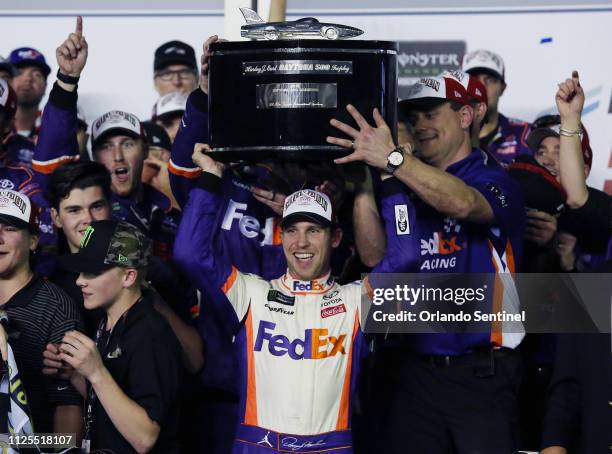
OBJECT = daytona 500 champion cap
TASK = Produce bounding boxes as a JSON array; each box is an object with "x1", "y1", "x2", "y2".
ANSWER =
[
  {"x1": 152, "y1": 91, "x2": 188, "y2": 121},
  {"x1": 0, "y1": 189, "x2": 40, "y2": 232},
  {"x1": 462, "y1": 49, "x2": 505, "y2": 82},
  {"x1": 441, "y1": 70, "x2": 488, "y2": 105},
  {"x1": 0, "y1": 79, "x2": 17, "y2": 118},
  {"x1": 91, "y1": 110, "x2": 143, "y2": 149},
  {"x1": 399, "y1": 75, "x2": 470, "y2": 112},
  {"x1": 60, "y1": 219, "x2": 151, "y2": 274},
  {"x1": 281, "y1": 190, "x2": 333, "y2": 229}
]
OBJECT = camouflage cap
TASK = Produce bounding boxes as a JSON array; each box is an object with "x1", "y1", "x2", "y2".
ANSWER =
[{"x1": 61, "y1": 219, "x2": 151, "y2": 274}]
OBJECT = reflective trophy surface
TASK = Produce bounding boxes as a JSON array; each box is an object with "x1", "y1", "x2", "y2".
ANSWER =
[{"x1": 208, "y1": 9, "x2": 398, "y2": 161}]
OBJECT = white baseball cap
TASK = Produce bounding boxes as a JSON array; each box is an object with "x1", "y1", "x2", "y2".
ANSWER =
[
  {"x1": 281, "y1": 189, "x2": 333, "y2": 228},
  {"x1": 91, "y1": 110, "x2": 142, "y2": 149},
  {"x1": 153, "y1": 91, "x2": 188, "y2": 120},
  {"x1": 399, "y1": 75, "x2": 470, "y2": 112},
  {"x1": 0, "y1": 189, "x2": 38, "y2": 231},
  {"x1": 0, "y1": 78, "x2": 16, "y2": 115},
  {"x1": 462, "y1": 49, "x2": 505, "y2": 82}
]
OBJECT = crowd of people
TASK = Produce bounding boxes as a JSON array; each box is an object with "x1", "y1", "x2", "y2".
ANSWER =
[{"x1": 0, "y1": 14, "x2": 609, "y2": 454}]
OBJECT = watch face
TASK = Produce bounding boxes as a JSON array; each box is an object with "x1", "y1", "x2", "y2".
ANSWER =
[{"x1": 388, "y1": 151, "x2": 404, "y2": 166}]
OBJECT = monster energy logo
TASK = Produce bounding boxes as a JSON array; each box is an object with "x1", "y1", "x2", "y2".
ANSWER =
[{"x1": 81, "y1": 226, "x2": 95, "y2": 248}]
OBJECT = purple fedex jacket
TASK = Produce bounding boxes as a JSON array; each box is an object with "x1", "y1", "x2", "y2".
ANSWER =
[
  {"x1": 390, "y1": 149, "x2": 526, "y2": 355},
  {"x1": 481, "y1": 113, "x2": 532, "y2": 166}
]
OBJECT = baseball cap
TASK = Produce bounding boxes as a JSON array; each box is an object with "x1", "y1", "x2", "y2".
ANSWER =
[
  {"x1": 462, "y1": 49, "x2": 505, "y2": 82},
  {"x1": 508, "y1": 156, "x2": 565, "y2": 215},
  {"x1": 154, "y1": 41, "x2": 197, "y2": 71},
  {"x1": 0, "y1": 56, "x2": 15, "y2": 78},
  {"x1": 152, "y1": 91, "x2": 188, "y2": 121},
  {"x1": 91, "y1": 110, "x2": 143, "y2": 149},
  {"x1": 60, "y1": 219, "x2": 151, "y2": 274},
  {"x1": 399, "y1": 76, "x2": 470, "y2": 112},
  {"x1": 0, "y1": 189, "x2": 40, "y2": 232},
  {"x1": 440, "y1": 70, "x2": 488, "y2": 105},
  {"x1": 8, "y1": 47, "x2": 51, "y2": 78},
  {"x1": 0, "y1": 79, "x2": 17, "y2": 119},
  {"x1": 281, "y1": 189, "x2": 333, "y2": 229},
  {"x1": 142, "y1": 121, "x2": 172, "y2": 151},
  {"x1": 530, "y1": 114, "x2": 593, "y2": 169}
]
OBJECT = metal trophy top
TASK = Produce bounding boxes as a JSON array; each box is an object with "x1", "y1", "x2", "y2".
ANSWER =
[{"x1": 239, "y1": 7, "x2": 364, "y2": 41}]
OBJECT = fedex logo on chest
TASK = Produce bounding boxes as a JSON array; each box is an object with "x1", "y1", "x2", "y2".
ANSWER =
[
  {"x1": 254, "y1": 321, "x2": 346, "y2": 360},
  {"x1": 221, "y1": 199, "x2": 277, "y2": 245}
]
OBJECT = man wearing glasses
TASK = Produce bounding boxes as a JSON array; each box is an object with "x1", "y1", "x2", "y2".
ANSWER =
[{"x1": 153, "y1": 41, "x2": 199, "y2": 96}]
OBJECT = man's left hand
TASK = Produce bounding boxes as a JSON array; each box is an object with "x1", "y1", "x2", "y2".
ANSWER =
[
  {"x1": 327, "y1": 105, "x2": 397, "y2": 169},
  {"x1": 59, "y1": 331, "x2": 105, "y2": 383}
]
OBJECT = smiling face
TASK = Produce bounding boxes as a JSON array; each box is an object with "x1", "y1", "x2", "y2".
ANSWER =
[
  {"x1": 0, "y1": 222, "x2": 38, "y2": 279},
  {"x1": 52, "y1": 186, "x2": 111, "y2": 253},
  {"x1": 93, "y1": 135, "x2": 145, "y2": 198},
  {"x1": 405, "y1": 102, "x2": 473, "y2": 168},
  {"x1": 281, "y1": 221, "x2": 342, "y2": 281},
  {"x1": 534, "y1": 135, "x2": 561, "y2": 179}
]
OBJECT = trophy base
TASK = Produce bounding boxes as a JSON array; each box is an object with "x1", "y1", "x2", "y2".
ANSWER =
[
  {"x1": 208, "y1": 39, "x2": 398, "y2": 162},
  {"x1": 209, "y1": 145, "x2": 350, "y2": 162}
]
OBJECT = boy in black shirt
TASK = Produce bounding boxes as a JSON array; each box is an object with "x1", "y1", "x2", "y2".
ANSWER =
[{"x1": 43, "y1": 219, "x2": 182, "y2": 453}]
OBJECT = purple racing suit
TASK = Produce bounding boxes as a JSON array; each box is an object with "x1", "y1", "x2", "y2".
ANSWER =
[{"x1": 481, "y1": 113, "x2": 532, "y2": 166}]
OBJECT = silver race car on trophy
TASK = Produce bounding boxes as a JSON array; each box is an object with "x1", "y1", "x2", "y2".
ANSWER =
[{"x1": 239, "y1": 7, "x2": 363, "y2": 40}]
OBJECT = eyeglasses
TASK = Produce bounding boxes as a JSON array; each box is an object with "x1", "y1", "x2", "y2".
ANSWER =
[{"x1": 154, "y1": 68, "x2": 196, "y2": 82}]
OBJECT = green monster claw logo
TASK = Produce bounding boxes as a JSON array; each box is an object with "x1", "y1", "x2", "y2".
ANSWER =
[
  {"x1": 81, "y1": 226, "x2": 95, "y2": 248},
  {"x1": 118, "y1": 254, "x2": 128, "y2": 263}
]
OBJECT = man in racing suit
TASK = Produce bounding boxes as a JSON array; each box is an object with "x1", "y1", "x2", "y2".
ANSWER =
[{"x1": 174, "y1": 142, "x2": 415, "y2": 453}]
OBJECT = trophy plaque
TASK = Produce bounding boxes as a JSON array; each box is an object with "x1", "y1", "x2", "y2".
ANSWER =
[{"x1": 208, "y1": 11, "x2": 398, "y2": 161}]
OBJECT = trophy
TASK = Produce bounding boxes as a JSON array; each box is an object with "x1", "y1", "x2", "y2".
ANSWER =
[{"x1": 207, "y1": 8, "x2": 398, "y2": 161}]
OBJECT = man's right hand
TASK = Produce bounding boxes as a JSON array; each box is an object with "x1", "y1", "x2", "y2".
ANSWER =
[
  {"x1": 192, "y1": 143, "x2": 226, "y2": 177},
  {"x1": 199, "y1": 35, "x2": 227, "y2": 95},
  {"x1": 42, "y1": 343, "x2": 75, "y2": 381},
  {"x1": 56, "y1": 16, "x2": 88, "y2": 77}
]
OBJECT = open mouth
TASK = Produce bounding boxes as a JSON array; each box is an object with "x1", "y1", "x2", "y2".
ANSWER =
[{"x1": 113, "y1": 167, "x2": 129, "y2": 183}]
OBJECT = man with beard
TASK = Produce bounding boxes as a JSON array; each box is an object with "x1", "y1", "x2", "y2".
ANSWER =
[
  {"x1": 462, "y1": 49, "x2": 532, "y2": 165},
  {"x1": 8, "y1": 47, "x2": 51, "y2": 146}
]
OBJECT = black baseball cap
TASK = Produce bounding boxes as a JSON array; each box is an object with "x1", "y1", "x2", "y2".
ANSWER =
[
  {"x1": 60, "y1": 220, "x2": 151, "y2": 275},
  {"x1": 154, "y1": 41, "x2": 197, "y2": 71},
  {"x1": 507, "y1": 155, "x2": 565, "y2": 215},
  {"x1": 142, "y1": 121, "x2": 172, "y2": 151}
]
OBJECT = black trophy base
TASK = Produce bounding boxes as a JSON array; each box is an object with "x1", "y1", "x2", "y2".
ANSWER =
[{"x1": 208, "y1": 39, "x2": 398, "y2": 161}]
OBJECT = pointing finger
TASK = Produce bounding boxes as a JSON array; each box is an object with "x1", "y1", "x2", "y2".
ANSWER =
[{"x1": 75, "y1": 15, "x2": 83, "y2": 37}]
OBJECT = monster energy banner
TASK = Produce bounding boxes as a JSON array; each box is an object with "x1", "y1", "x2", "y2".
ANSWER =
[{"x1": 397, "y1": 41, "x2": 466, "y2": 99}]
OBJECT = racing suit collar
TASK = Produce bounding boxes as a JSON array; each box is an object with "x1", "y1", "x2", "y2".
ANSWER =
[{"x1": 282, "y1": 270, "x2": 335, "y2": 294}]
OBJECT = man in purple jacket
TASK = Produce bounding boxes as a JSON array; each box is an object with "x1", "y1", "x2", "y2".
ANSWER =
[
  {"x1": 462, "y1": 49, "x2": 532, "y2": 166},
  {"x1": 328, "y1": 75, "x2": 526, "y2": 453}
]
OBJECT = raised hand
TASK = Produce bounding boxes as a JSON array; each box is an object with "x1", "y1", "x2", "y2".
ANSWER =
[
  {"x1": 200, "y1": 34, "x2": 228, "y2": 94},
  {"x1": 192, "y1": 143, "x2": 226, "y2": 177},
  {"x1": 56, "y1": 16, "x2": 88, "y2": 77},
  {"x1": 251, "y1": 186, "x2": 286, "y2": 215},
  {"x1": 555, "y1": 70, "x2": 584, "y2": 124},
  {"x1": 327, "y1": 105, "x2": 397, "y2": 169}
]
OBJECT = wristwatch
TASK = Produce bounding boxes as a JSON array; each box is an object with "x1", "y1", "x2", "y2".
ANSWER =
[{"x1": 385, "y1": 146, "x2": 405, "y2": 174}]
